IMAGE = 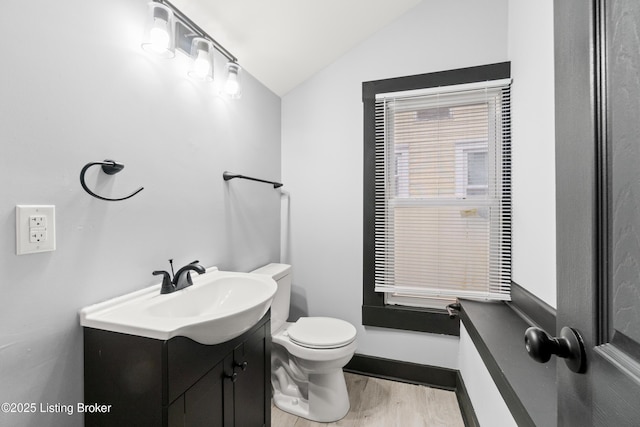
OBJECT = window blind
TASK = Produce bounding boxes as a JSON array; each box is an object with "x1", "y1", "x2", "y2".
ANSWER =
[{"x1": 373, "y1": 80, "x2": 512, "y2": 303}]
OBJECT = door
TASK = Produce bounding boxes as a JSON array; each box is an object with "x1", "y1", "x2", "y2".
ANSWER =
[{"x1": 556, "y1": 0, "x2": 640, "y2": 425}]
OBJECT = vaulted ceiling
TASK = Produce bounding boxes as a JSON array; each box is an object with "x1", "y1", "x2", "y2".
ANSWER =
[{"x1": 171, "y1": 0, "x2": 424, "y2": 96}]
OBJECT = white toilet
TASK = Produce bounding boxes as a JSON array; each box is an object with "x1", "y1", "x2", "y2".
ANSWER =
[{"x1": 251, "y1": 263, "x2": 357, "y2": 423}]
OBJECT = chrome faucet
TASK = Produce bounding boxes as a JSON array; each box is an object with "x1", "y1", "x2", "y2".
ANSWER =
[{"x1": 153, "y1": 259, "x2": 206, "y2": 294}]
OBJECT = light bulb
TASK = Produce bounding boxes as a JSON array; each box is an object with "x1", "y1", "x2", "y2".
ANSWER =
[
  {"x1": 149, "y1": 19, "x2": 170, "y2": 53},
  {"x1": 188, "y1": 38, "x2": 214, "y2": 81},
  {"x1": 224, "y1": 72, "x2": 239, "y2": 96},
  {"x1": 224, "y1": 62, "x2": 242, "y2": 98},
  {"x1": 192, "y1": 50, "x2": 211, "y2": 79},
  {"x1": 141, "y1": 3, "x2": 174, "y2": 58}
]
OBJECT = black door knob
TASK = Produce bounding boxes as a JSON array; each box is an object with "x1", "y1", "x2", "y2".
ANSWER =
[{"x1": 524, "y1": 326, "x2": 587, "y2": 373}]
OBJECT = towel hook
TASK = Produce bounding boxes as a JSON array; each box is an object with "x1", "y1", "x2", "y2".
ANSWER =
[{"x1": 80, "y1": 160, "x2": 144, "y2": 202}]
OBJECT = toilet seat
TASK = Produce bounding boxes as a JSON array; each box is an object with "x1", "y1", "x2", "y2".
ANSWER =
[{"x1": 287, "y1": 317, "x2": 356, "y2": 349}]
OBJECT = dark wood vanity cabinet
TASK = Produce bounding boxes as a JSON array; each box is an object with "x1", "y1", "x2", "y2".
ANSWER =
[{"x1": 84, "y1": 312, "x2": 271, "y2": 427}]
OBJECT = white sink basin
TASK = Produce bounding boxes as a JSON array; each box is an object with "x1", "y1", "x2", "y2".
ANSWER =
[{"x1": 80, "y1": 267, "x2": 277, "y2": 345}]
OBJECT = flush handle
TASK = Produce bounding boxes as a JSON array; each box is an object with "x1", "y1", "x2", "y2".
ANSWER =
[{"x1": 524, "y1": 326, "x2": 586, "y2": 374}]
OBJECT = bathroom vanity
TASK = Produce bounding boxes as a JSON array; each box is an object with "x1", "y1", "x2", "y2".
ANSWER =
[{"x1": 83, "y1": 312, "x2": 271, "y2": 427}]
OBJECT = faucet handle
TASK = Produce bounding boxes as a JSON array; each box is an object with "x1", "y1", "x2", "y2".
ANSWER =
[
  {"x1": 153, "y1": 270, "x2": 170, "y2": 277},
  {"x1": 153, "y1": 270, "x2": 174, "y2": 294}
]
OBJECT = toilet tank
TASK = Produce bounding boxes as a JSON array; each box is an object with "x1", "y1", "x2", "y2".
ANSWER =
[{"x1": 251, "y1": 263, "x2": 292, "y2": 332}]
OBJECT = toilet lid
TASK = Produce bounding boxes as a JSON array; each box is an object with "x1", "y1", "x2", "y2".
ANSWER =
[{"x1": 287, "y1": 317, "x2": 356, "y2": 349}]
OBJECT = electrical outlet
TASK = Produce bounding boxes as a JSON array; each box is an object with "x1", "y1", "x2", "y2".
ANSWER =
[
  {"x1": 29, "y1": 215, "x2": 46, "y2": 228},
  {"x1": 16, "y1": 205, "x2": 56, "y2": 255},
  {"x1": 29, "y1": 228, "x2": 47, "y2": 243}
]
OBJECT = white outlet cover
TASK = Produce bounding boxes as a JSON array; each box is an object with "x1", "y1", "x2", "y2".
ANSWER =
[{"x1": 16, "y1": 205, "x2": 56, "y2": 255}]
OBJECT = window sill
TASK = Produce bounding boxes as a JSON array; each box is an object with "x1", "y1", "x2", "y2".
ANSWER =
[
  {"x1": 459, "y1": 299, "x2": 557, "y2": 427},
  {"x1": 362, "y1": 304, "x2": 460, "y2": 336}
]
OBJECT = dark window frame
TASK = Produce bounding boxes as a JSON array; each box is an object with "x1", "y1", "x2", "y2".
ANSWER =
[{"x1": 362, "y1": 62, "x2": 511, "y2": 336}]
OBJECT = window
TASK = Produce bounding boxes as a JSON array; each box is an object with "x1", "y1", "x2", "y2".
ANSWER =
[
  {"x1": 456, "y1": 140, "x2": 488, "y2": 198},
  {"x1": 362, "y1": 63, "x2": 511, "y2": 333}
]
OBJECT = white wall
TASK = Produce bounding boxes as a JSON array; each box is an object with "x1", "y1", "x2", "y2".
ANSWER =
[
  {"x1": 509, "y1": 0, "x2": 557, "y2": 308},
  {"x1": 0, "y1": 1, "x2": 281, "y2": 426},
  {"x1": 281, "y1": 0, "x2": 508, "y2": 369},
  {"x1": 458, "y1": 325, "x2": 517, "y2": 427},
  {"x1": 455, "y1": 2, "x2": 556, "y2": 424}
]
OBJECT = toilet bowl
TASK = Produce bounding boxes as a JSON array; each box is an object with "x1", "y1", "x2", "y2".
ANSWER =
[{"x1": 251, "y1": 264, "x2": 357, "y2": 423}]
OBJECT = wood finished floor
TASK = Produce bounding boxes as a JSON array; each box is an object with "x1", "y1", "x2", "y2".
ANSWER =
[{"x1": 271, "y1": 373, "x2": 465, "y2": 427}]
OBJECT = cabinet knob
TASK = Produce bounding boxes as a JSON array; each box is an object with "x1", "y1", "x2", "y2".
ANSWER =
[
  {"x1": 224, "y1": 372, "x2": 238, "y2": 383},
  {"x1": 234, "y1": 360, "x2": 248, "y2": 371}
]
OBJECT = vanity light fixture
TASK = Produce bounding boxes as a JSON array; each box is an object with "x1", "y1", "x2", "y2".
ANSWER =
[{"x1": 142, "y1": 0, "x2": 243, "y2": 98}]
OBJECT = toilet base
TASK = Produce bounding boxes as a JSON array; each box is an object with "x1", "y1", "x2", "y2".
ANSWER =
[{"x1": 273, "y1": 370, "x2": 350, "y2": 422}]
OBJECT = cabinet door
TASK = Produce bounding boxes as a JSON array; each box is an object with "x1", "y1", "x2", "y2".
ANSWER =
[
  {"x1": 233, "y1": 325, "x2": 268, "y2": 427},
  {"x1": 183, "y1": 362, "x2": 225, "y2": 427},
  {"x1": 168, "y1": 396, "x2": 185, "y2": 427}
]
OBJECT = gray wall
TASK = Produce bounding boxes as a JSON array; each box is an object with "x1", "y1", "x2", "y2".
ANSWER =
[{"x1": 0, "y1": 1, "x2": 281, "y2": 426}]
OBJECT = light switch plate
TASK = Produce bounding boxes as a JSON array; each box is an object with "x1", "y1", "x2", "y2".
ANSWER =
[{"x1": 16, "y1": 205, "x2": 56, "y2": 255}]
